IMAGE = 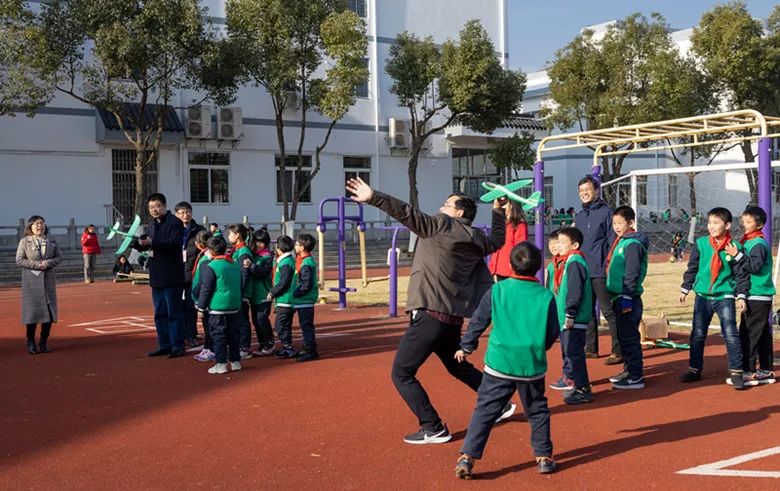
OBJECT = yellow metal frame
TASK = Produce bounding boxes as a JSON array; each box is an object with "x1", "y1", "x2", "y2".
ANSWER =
[{"x1": 536, "y1": 110, "x2": 780, "y2": 163}]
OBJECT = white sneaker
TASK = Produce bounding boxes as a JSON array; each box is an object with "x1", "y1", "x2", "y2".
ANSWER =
[
  {"x1": 495, "y1": 402, "x2": 517, "y2": 423},
  {"x1": 194, "y1": 349, "x2": 215, "y2": 362},
  {"x1": 230, "y1": 361, "x2": 242, "y2": 371},
  {"x1": 208, "y1": 363, "x2": 228, "y2": 374},
  {"x1": 240, "y1": 350, "x2": 253, "y2": 360}
]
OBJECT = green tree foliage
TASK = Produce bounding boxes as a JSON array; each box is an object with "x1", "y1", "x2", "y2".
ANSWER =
[
  {"x1": 488, "y1": 132, "x2": 536, "y2": 181},
  {"x1": 222, "y1": 0, "x2": 367, "y2": 223},
  {"x1": 386, "y1": 20, "x2": 526, "y2": 208}
]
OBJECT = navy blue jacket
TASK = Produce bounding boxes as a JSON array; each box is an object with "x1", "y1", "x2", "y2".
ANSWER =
[
  {"x1": 620, "y1": 231, "x2": 650, "y2": 297},
  {"x1": 575, "y1": 199, "x2": 615, "y2": 278},
  {"x1": 182, "y1": 222, "x2": 206, "y2": 281},
  {"x1": 134, "y1": 211, "x2": 185, "y2": 288},
  {"x1": 564, "y1": 261, "x2": 588, "y2": 319}
]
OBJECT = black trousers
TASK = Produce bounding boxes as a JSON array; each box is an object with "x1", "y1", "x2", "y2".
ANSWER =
[
  {"x1": 183, "y1": 282, "x2": 198, "y2": 339},
  {"x1": 391, "y1": 310, "x2": 483, "y2": 431},
  {"x1": 209, "y1": 313, "x2": 240, "y2": 364},
  {"x1": 236, "y1": 301, "x2": 252, "y2": 350},
  {"x1": 201, "y1": 311, "x2": 212, "y2": 351},
  {"x1": 295, "y1": 307, "x2": 317, "y2": 352},
  {"x1": 560, "y1": 329, "x2": 589, "y2": 387},
  {"x1": 613, "y1": 296, "x2": 644, "y2": 379},
  {"x1": 739, "y1": 300, "x2": 774, "y2": 372},
  {"x1": 587, "y1": 278, "x2": 620, "y2": 356},
  {"x1": 274, "y1": 306, "x2": 294, "y2": 348},
  {"x1": 460, "y1": 373, "x2": 552, "y2": 459},
  {"x1": 26, "y1": 323, "x2": 52, "y2": 341},
  {"x1": 251, "y1": 301, "x2": 274, "y2": 347}
]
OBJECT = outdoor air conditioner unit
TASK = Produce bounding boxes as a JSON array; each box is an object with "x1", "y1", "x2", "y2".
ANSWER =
[
  {"x1": 217, "y1": 107, "x2": 242, "y2": 140},
  {"x1": 388, "y1": 118, "x2": 409, "y2": 149},
  {"x1": 186, "y1": 105, "x2": 212, "y2": 138}
]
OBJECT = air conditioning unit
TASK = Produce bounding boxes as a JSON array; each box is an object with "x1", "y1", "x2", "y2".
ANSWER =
[
  {"x1": 186, "y1": 105, "x2": 212, "y2": 138},
  {"x1": 388, "y1": 118, "x2": 409, "y2": 149},
  {"x1": 285, "y1": 90, "x2": 300, "y2": 110},
  {"x1": 217, "y1": 107, "x2": 242, "y2": 140}
]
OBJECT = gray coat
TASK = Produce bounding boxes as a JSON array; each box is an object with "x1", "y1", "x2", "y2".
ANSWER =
[{"x1": 16, "y1": 236, "x2": 63, "y2": 324}]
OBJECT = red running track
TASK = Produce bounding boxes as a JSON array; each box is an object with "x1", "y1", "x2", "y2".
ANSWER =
[{"x1": 0, "y1": 281, "x2": 779, "y2": 489}]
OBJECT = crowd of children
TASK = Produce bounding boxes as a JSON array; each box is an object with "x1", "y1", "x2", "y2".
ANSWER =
[{"x1": 189, "y1": 224, "x2": 321, "y2": 374}]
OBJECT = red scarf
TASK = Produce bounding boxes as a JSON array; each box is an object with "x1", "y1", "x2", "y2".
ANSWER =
[
  {"x1": 553, "y1": 250, "x2": 586, "y2": 291},
  {"x1": 709, "y1": 232, "x2": 732, "y2": 289},
  {"x1": 230, "y1": 241, "x2": 247, "y2": 259},
  {"x1": 740, "y1": 230, "x2": 764, "y2": 245},
  {"x1": 605, "y1": 229, "x2": 635, "y2": 273},
  {"x1": 295, "y1": 252, "x2": 311, "y2": 273},
  {"x1": 514, "y1": 275, "x2": 540, "y2": 283},
  {"x1": 191, "y1": 249, "x2": 207, "y2": 281}
]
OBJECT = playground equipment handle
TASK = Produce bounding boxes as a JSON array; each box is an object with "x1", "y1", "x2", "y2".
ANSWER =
[{"x1": 317, "y1": 226, "x2": 326, "y2": 290}]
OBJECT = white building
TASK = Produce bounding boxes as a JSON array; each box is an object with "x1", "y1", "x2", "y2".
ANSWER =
[{"x1": 0, "y1": 0, "x2": 519, "y2": 229}]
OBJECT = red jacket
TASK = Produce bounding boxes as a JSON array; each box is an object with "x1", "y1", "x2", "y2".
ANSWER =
[
  {"x1": 81, "y1": 230, "x2": 102, "y2": 255},
  {"x1": 488, "y1": 221, "x2": 528, "y2": 277}
]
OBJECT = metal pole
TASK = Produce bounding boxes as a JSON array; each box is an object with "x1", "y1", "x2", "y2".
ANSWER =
[
  {"x1": 338, "y1": 197, "x2": 347, "y2": 309},
  {"x1": 630, "y1": 173, "x2": 638, "y2": 231},
  {"x1": 758, "y1": 138, "x2": 772, "y2": 241},
  {"x1": 389, "y1": 227, "x2": 399, "y2": 318},
  {"x1": 591, "y1": 164, "x2": 602, "y2": 198},
  {"x1": 533, "y1": 160, "x2": 545, "y2": 282}
]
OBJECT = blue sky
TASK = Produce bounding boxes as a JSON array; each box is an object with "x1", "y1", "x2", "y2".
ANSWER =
[{"x1": 508, "y1": 0, "x2": 778, "y2": 73}]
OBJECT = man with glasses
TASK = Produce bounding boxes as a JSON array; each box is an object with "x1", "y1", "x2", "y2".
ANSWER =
[
  {"x1": 174, "y1": 201, "x2": 206, "y2": 350},
  {"x1": 346, "y1": 178, "x2": 513, "y2": 445}
]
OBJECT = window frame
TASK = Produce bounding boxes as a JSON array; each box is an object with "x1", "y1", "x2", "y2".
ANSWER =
[
  {"x1": 276, "y1": 155, "x2": 313, "y2": 204},
  {"x1": 347, "y1": 0, "x2": 367, "y2": 18},
  {"x1": 188, "y1": 152, "x2": 231, "y2": 205}
]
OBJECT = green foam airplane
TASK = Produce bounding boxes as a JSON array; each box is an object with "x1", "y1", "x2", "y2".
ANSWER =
[
  {"x1": 106, "y1": 215, "x2": 142, "y2": 255},
  {"x1": 479, "y1": 179, "x2": 543, "y2": 211}
]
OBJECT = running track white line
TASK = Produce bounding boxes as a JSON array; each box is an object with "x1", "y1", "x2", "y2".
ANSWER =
[{"x1": 677, "y1": 446, "x2": 780, "y2": 478}]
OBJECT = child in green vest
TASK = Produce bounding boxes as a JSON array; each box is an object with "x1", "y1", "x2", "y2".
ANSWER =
[
  {"x1": 268, "y1": 235, "x2": 297, "y2": 358},
  {"x1": 228, "y1": 224, "x2": 254, "y2": 360},
  {"x1": 605, "y1": 206, "x2": 648, "y2": 389},
  {"x1": 679, "y1": 207, "x2": 750, "y2": 389},
  {"x1": 727, "y1": 206, "x2": 776, "y2": 386},
  {"x1": 192, "y1": 230, "x2": 216, "y2": 363},
  {"x1": 549, "y1": 227, "x2": 593, "y2": 405},
  {"x1": 454, "y1": 242, "x2": 560, "y2": 479},
  {"x1": 545, "y1": 229, "x2": 560, "y2": 292},
  {"x1": 196, "y1": 236, "x2": 243, "y2": 375},
  {"x1": 293, "y1": 233, "x2": 319, "y2": 362},
  {"x1": 245, "y1": 228, "x2": 276, "y2": 357}
]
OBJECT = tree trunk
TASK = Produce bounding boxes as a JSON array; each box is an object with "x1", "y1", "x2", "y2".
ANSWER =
[
  {"x1": 741, "y1": 140, "x2": 758, "y2": 205},
  {"x1": 134, "y1": 148, "x2": 146, "y2": 219},
  {"x1": 408, "y1": 148, "x2": 420, "y2": 210},
  {"x1": 687, "y1": 172, "x2": 697, "y2": 216},
  {"x1": 275, "y1": 111, "x2": 290, "y2": 222}
]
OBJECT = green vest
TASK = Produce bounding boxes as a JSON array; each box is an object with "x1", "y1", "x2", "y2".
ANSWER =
[
  {"x1": 273, "y1": 254, "x2": 296, "y2": 306},
  {"x1": 555, "y1": 254, "x2": 592, "y2": 329},
  {"x1": 293, "y1": 255, "x2": 319, "y2": 306},
  {"x1": 692, "y1": 236, "x2": 742, "y2": 299},
  {"x1": 606, "y1": 237, "x2": 647, "y2": 299},
  {"x1": 249, "y1": 252, "x2": 273, "y2": 304},
  {"x1": 190, "y1": 252, "x2": 211, "y2": 302},
  {"x1": 231, "y1": 244, "x2": 254, "y2": 299},
  {"x1": 546, "y1": 261, "x2": 555, "y2": 292},
  {"x1": 486, "y1": 279, "x2": 553, "y2": 378},
  {"x1": 743, "y1": 237, "x2": 775, "y2": 297},
  {"x1": 205, "y1": 258, "x2": 242, "y2": 312}
]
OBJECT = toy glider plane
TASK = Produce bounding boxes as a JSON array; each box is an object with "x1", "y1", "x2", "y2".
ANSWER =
[{"x1": 480, "y1": 179, "x2": 543, "y2": 211}]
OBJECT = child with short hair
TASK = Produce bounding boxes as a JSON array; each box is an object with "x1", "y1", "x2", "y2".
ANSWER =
[
  {"x1": 196, "y1": 236, "x2": 243, "y2": 374},
  {"x1": 454, "y1": 242, "x2": 559, "y2": 479},
  {"x1": 293, "y1": 233, "x2": 319, "y2": 362},
  {"x1": 246, "y1": 228, "x2": 276, "y2": 356},
  {"x1": 548, "y1": 227, "x2": 593, "y2": 405},
  {"x1": 113, "y1": 255, "x2": 134, "y2": 278},
  {"x1": 268, "y1": 235, "x2": 297, "y2": 358},
  {"x1": 727, "y1": 206, "x2": 776, "y2": 386},
  {"x1": 679, "y1": 207, "x2": 749, "y2": 389},
  {"x1": 545, "y1": 230, "x2": 560, "y2": 292},
  {"x1": 227, "y1": 224, "x2": 254, "y2": 360},
  {"x1": 605, "y1": 206, "x2": 648, "y2": 389},
  {"x1": 671, "y1": 232, "x2": 684, "y2": 262},
  {"x1": 192, "y1": 230, "x2": 215, "y2": 363}
]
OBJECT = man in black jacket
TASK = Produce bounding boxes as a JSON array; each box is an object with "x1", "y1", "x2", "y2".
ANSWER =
[
  {"x1": 574, "y1": 176, "x2": 620, "y2": 364},
  {"x1": 134, "y1": 193, "x2": 186, "y2": 358},
  {"x1": 175, "y1": 201, "x2": 206, "y2": 349},
  {"x1": 347, "y1": 177, "x2": 514, "y2": 445}
]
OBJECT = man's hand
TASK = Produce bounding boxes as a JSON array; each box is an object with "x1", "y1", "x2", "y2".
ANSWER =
[
  {"x1": 736, "y1": 298, "x2": 747, "y2": 315},
  {"x1": 679, "y1": 292, "x2": 688, "y2": 304},
  {"x1": 724, "y1": 242, "x2": 739, "y2": 257},
  {"x1": 346, "y1": 177, "x2": 374, "y2": 203},
  {"x1": 564, "y1": 317, "x2": 574, "y2": 329},
  {"x1": 493, "y1": 197, "x2": 506, "y2": 210},
  {"x1": 138, "y1": 237, "x2": 152, "y2": 247},
  {"x1": 39, "y1": 260, "x2": 48, "y2": 269},
  {"x1": 266, "y1": 293, "x2": 273, "y2": 302},
  {"x1": 454, "y1": 349, "x2": 469, "y2": 363}
]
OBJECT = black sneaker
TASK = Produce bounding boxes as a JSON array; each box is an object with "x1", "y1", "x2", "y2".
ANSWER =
[
  {"x1": 403, "y1": 425, "x2": 452, "y2": 445},
  {"x1": 609, "y1": 371, "x2": 629, "y2": 383},
  {"x1": 296, "y1": 351, "x2": 320, "y2": 362},
  {"x1": 147, "y1": 348, "x2": 171, "y2": 357},
  {"x1": 678, "y1": 370, "x2": 701, "y2": 383},
  {"x1": 612, "y1": 376, "x2": 644, "y2": 389},
  {"x1": 168, "y1": 348, "x2": 185, "y2": 358},
  {"x1": 495, "y1": 402, "x2": 516, "y2": 423},
  {"x1": 728, "y1": 371, "x2": 747, "y2": 390},
  {"x1": 454, "y1": 454, "x2": 474, "y2": 479},
  {"x1": 275, "y1": 347, "x2": 298, "y2": 359},
  {"x1": 563, "y1": 386, "x2": 593, "y2": 405},
  {"x1": 537, "y1": 457, "x2": 557, "y2": 474}
]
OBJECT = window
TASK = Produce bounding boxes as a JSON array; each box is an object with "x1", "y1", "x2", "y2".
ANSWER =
[
  {"x1": 347, "y1": 0, "x2": 366, "y2": 17},
  {"x1": 544, "y1": 176, "x2": 554, "y2": 209},
  {"x1": 189, "y1": 153, "x2": 230, "y2": 204},
  {"x1": 616, "y1": 176, "x2": 648, "y2": 207},
  {"x1": 668, "y1": 175, "x2": 678, "y2": 208},
  {"x1": 112, "y1": 149, "x2": 158, "y2": 222},
  {"x1": 355, "y1": 58, "x2": 369, "y2": 98},
  {"x1": 344, "y1": 156, "x2": 371, "y2": 196},
  {"x1": 276, "y1": 155, "x2": 312, "y2": 203},
  {"x1": 774, "y1": 139, "x2": 780, "y2": 160},
  {"x1": 451, "y1": 148, "x2": 501, "y2": 201}
]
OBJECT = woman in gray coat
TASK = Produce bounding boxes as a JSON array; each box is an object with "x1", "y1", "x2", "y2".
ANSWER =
[{"x1": 16, "y1": 215, "x2": 63, "y2": 354}]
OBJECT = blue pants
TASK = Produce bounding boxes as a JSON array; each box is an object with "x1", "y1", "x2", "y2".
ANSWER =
[
  {"x1": 560, "y1": 329, "x2": 589, "y2": 388},
  {"x1": 275, "y1": 306, "x2": 294, "y2": 348},
  {"x1": 613, "y1": 296, "x2": 644, "y2": 379},
  {"x1": 237, "y1": 301, "x2": 252, "y2": 351},
  {"x1": 689, "y1": 296, "x2": 743, "y2": 372},
  {"x1": 209, "y1": 313, "x2": 240, "y2": 364},
  {"x1": 295, "y1": 306, "x2": 317, "y2": 352},
  {"x1": 151, "y1": 286, "x2": 184, "y2": 351}
]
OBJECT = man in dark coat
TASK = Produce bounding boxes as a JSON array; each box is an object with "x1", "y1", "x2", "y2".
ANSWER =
[
  {"x1": 134, "y1": 193, "x2": 186, "y2": 358},
  {"x1": 347, "y1": 177, "x2": 514, "y2": 445},
  {"x1": 175, "y1": 201, "x2": 206, "y2": 349},
  {"x1": 574, "y1": 176, "x2": 620, "y2": 364}
]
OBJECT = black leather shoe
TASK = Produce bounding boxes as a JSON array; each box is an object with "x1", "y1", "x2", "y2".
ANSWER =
[
  {"x1": 147, "y1": 348, "x2": 172, "y2": 357},
  {"x1": 168, "y1": 349, "x2": 185, "y2": 358},
  {"x1": 26, "y1": 339, "x2": 37, "y2": 355},
  {"x1": 38, "y1": 340, "x2": 49, "y2": 353}
]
